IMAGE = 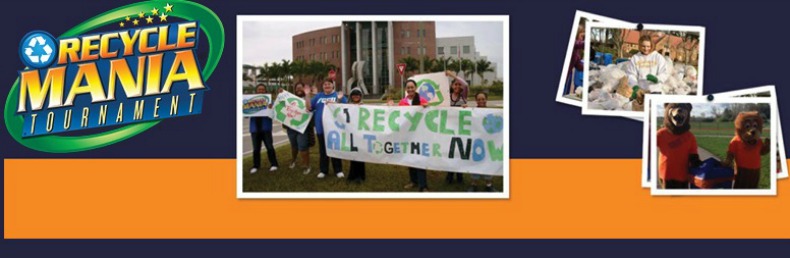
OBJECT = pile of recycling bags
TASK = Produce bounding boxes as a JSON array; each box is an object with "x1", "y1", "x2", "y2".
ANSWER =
[{"x1": 587, "y1": 57, "x2": 698, "y2": 111}]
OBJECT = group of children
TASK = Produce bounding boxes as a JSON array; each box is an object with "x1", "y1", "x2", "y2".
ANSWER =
[{"x1": 248, "y1": 71, "x2": 499, "y2": 192}]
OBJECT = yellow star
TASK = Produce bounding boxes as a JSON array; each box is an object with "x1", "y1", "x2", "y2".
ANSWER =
[
  {"x1": 138, "y1": 12, "x2": 145, "y2": 18},
  {"x1": 151, "y1": 7, "x2": 159, "y2": 15},
  {"x1": 145, "y1": 16, "x2": 154, "y2": 24},
  {"x1": 132, "y1": 19, "x2": 139, "y2": 26},
  {"x1": 125, "y1": 16, "x2": 130, "y2": 22},
  {"x1": 119, "y1": 22, "x2": 125, "y2": 28},
  {"x1": 159, "y1": 13, "x2": 168, "y2": 22},
  {"x1": 164, "y1": 3, "x2": 173, "y2": 12}
]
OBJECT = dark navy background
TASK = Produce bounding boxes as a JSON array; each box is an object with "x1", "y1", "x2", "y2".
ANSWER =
[{"x1": 3, "y1": 0, "x2": 790, "y2": 256}]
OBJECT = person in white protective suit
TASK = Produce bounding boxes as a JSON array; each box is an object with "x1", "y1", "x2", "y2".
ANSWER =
[{"x1": 625, "y1": 35, "x2": 669, "y2": 92}]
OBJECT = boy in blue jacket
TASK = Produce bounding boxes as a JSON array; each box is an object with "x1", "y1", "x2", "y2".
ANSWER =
[{"x1": 309, "y1": 80, "x2": 347, "y2": 179}]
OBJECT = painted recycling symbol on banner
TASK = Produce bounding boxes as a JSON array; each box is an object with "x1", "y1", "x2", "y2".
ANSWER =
[{"x1": 274, "y1": 91, "x2": 313, "y2": 134}]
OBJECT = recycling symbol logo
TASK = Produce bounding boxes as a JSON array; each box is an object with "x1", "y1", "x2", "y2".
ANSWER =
[
  {"x1": 416, "y1": 79, "x2": 444, "y2": 106},
  {"x1": 275, "y1": 97, "x2": 311, "y2": 127},
  {"x1": 19, "y1": 31, "x2": 57, "y2": 69}
]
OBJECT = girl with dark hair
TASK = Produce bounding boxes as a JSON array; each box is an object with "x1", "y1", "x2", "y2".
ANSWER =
[
  {"x1": 445, "y1": 70, "x2": 467, "y2": 184},
  {"x1": 399, "y1": 79, "x2": 429, "y2": 191},
  {"x1": 284, "y1": 82, "x2": 313, "y2": 175},
  {"x1": 467, "y1": 91, "x2": 498, "y2": 192},
  {"x1": 346, "y1": 88, "x2": 367, "y2": 183}
]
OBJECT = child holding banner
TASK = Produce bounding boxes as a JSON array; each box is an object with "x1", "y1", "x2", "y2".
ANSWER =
[
  {"x1": 400, "y1": 79, "x2": 430, "y2": 192},
  {"x1": 446, "y1": 70, "x2": 469, "y2": 184},
  {"x1": 249, "y1": 84, "x2": 279, "y2": 173},
  {"x1": 309, "y1": 80, "x2": 347, "y2": 179},
  {"x1": 467, "y1": 92, "x2": 498, "y2": 192},
  {"x1": 346, "y1": 88, "x2": 367, "y2": 183},
  {"x1": 284, "y1": 83, "x2": 313, "y2": 175}
]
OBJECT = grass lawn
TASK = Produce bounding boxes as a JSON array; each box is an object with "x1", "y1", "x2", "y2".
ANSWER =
[
  {"x1": 242, "y1": 143, "x2": 504, "y2": 192},
  {"x1": 695, "y1": 136, "x2": 771, "y2": 189},
  {"x1": 487, "y1": 95, "x2": 503, "y2": 101},
  {"x1": 656, "y1": 120, "x2": 771, "y2": 137}
]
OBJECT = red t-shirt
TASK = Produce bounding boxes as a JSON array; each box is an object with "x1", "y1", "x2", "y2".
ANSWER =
[
  {"x1": 728, "y1": 136, "x2": 763, "y2": 170},
  {"x1": 657, "y1": 128, "x2": 698, "y2": 181}
]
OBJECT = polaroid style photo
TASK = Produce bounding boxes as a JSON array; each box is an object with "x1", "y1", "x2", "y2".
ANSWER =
[
  {"x1": 642, "y1": 85, "x2": 788, "y2": 188},
  {"x1": 582, "y1": 22, "x2": 705, "y2": 118},
  {"x1": 555, "y1": 11, "x2": 630, "y2": 107},
  {"x1": 236, "y1": 15, "x2": 509, "y2": 199},
  {"x1": 647, "y1": 94, "x2": 777, "y2": 196}
]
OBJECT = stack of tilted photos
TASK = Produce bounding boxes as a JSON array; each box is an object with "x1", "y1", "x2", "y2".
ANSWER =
[{"x1": 555, "y1": 11, "x2": 787, "y2": 196}]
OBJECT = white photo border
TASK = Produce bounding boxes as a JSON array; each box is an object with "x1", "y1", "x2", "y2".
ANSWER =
[
  {"x1": 582, "y1": 22, "x2": 706, "y2": 118},
  {"x1": 647, "y1": 95, "x2": 777, "y2": 196},
  {"x1": 236, "y1": 15, "x2": 510, "y2": 199},
  {"x1": 642, "y1": 85, "x2": 788, "y2": 188}
]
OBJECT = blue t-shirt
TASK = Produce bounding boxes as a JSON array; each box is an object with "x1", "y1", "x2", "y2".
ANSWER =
[
  {"x1": 310, "y1": 91, "x2": 346, "y2": 134},
  {"x1": 249, "y1": 117, "x2": 273, "y2": 133}
]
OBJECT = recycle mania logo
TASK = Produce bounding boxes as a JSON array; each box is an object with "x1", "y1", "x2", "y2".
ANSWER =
[{"x1": 4, "y1": 1, "x2": 224, "y2": 153}]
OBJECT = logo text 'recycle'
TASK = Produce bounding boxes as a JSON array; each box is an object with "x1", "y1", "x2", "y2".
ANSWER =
[{"x1": 4, "y1": 1, "x2": 225, "y2": 153}]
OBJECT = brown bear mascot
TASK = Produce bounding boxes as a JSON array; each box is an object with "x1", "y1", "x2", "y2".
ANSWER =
[
  {"x1": 722, "y1": 111, "x2": 770, "y2": 189},
  {"x1": 656, "y1": 103, "x2": 702, "y2": 189}
]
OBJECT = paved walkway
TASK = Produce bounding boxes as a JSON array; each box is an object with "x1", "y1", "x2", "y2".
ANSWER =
[{"x1": 697, "y1": 147, "x2": 720, "y2": 161}]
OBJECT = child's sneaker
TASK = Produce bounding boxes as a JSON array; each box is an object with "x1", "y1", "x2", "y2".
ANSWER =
[
  {"x1": 303, "y1": 167, "x2": 312, "y2": 175},
  {"x1": 317, "y1": 172, "x2": 326, "y2": 179},
  {"x1": 250, "y1": 167, "x2": 258, "y2": 174},
  {"x1": 336, "y1": 172, "x2": 345, "y2": 178},
  {"x1": 269, "y1": 166, "x2": 278, "y2": 172},
  {"x1": 289, "y1": 162, "x2": 296, "y2": 169}
]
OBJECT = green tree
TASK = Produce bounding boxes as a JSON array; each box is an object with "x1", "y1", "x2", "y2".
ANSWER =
[
  {"x1": 399, "y1": 56, "x2": 420, "y2": 75},
  {"x1": 474, "y1": 59, "x2": 494, "y2": 86}
]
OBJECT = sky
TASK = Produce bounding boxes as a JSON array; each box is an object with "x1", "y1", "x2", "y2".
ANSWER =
[{"x1": 242, "y1": 20, "x2": 504, "y2": 78}]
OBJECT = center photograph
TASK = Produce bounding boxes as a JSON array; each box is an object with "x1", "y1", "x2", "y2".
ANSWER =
[{"x1": 236, "y1": 15, "x2": 509, "y2": 199}]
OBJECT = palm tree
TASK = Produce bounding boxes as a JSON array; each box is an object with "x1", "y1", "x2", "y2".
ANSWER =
[
  {"x1": 256, "y1": 64, "x2": 269, "y2": 85},
  {"x1": 461, "y1": 58, "x2": 474, "y2": 83},
  {"x1": 421, "y1": 56, "x2": 438, "y2": 73},
  {"x1": 447, "y1": 58, "x2": 461, "y2": 74},
  {"x1": 290, "y1": 59, "x2": 306, "y2": 86},
  {"x1": 475, "y1": 59, "x2": 494, "y2": 86},
  {"x1": 280, "y1": 59, "x2": 292, "y2": 90},
  {"x1": 307, "y1": 60, "x2": 329, "y2": 84},
  {"x1": 436, "y1": 56, "x2": 452, "y2": 72},
  {"x1": 399, "y1": 56, "x2": 420, "y2": 75}
]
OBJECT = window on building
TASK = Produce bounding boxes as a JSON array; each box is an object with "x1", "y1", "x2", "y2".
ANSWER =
[
  {"x1": 451, "y1": 46, "x2": 457, "y2": 54},
  {"x1": 438, "y1": 47, "x2": 444, "y2": 55},
  {"x1": 407, "y1": 47, "x2": 411, "y2": 54},
  {"x1": 463, "y1": 45, "x2": 470, "y2": 54},
  {"x1": 405, "y1": 30, "x2": 410, "y2": 38}
]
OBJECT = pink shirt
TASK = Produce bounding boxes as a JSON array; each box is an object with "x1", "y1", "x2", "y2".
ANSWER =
[{"x1": 399, "y1": 96, "x2": 428, "y2": 106}]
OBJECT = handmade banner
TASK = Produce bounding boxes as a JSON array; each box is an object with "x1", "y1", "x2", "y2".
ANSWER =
[
  {"x1": 242, "y1": 94, "x2": 272, "y2": 117},
  {"x1": 409, "y1": 72, "x2": 452, "y2": 107},
  {"x1": 273, "y1": 91, "x2": 313, "y2": 134},
  {"x1": 322, "y1": 104, "x2": 504, "y2": 175}
]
